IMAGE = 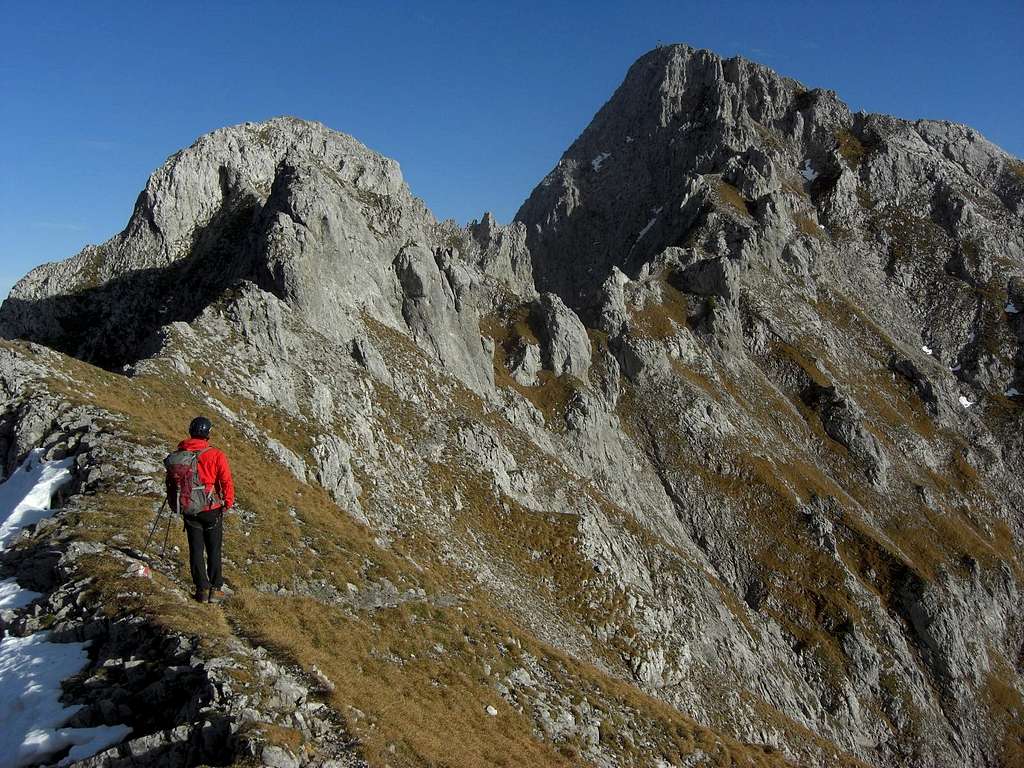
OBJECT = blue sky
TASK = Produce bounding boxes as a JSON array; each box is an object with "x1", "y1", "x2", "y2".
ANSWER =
[{"x1": 2, "y1": 1, "x2": 1022, "y2": 298}]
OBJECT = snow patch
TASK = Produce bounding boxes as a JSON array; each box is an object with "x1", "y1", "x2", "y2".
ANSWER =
[
  {"x1": 921, "y1": 344, "x2": 933, "y2": 356},
  {"x1": 630, "y1": 207, "x2": 663, "y2": 243},
  {"x1": 958, "y1": 395, "x2": 974, "y2": 408},
  {"x1": 0, "y1": 578, "x2": 41, "y2": 611},
  {"x1": 0, "y1": 633, "x2": 132, "y2": 766},
  {"x1": 0, "y1": 451, "x2": 74, "y2": 549},
  {"x1": 0, "y1": 451, "x2": 132, "y2": 765},
  {"x1": 591, "y1": 152, "x2": 611, "y2": 172},
  {"x1": 1006, "y1": 302, "x2": 1019, "y2": 314},
  {"x1": 1006, "y1": 387, "x2": 1021, "y2": 397},
  {"x1": 636, "y1": 217, "x2": 658, "y2": 242},
  {"x1": 951, "y1": 364, "x2": 961, "y2": 373},
  {"x1": 801, "y1": 160, "x2": 819, "y2": 182}
]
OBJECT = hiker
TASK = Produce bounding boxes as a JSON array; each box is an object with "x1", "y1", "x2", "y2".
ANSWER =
[{"x1": 164, "y1": 416, "x2": 235, "y2": 604}]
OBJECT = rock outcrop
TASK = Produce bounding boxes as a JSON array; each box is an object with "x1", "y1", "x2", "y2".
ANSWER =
[{"x1": 529, "y1": 293, "x2": 591, "y2": 379}]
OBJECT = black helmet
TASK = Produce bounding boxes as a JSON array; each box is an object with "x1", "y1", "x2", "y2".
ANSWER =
[{"x1": 189, "y1": 416, "x2": 213, "y2": 439}]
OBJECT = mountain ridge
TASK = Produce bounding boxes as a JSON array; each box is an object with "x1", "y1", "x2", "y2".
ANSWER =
[{"x1": 0, "y1": 43, "x2": 1022, "y2": 768}]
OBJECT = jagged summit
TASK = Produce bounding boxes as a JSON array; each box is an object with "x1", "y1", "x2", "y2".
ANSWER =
[
  {"x1": 516, "y1": 42, "x2": 1022, "y2": 314},
  {"x1": 0, "y1": 46, "x2": 1022, "y2": 768},
  {"x1": 0, "y1": 116, "x2": 437, "y2": 368},
  {"x1": 0, "y1": 116, "x2": 535, "y2": 385}
]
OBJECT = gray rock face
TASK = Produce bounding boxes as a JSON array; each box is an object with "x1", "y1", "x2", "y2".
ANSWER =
[
  {"x1": 311, "y1": 435, "x2": 363, "y2": 518},
  {"x1": 350, "y1": 335, "x2": 393, "y2": 386},
  {"x1": 266, "y1": 437, "x2": 307, "y2": 482},
  {"x1": 595, "y1": 267, "x2": 630, "y2": 336},
  {"x1": 508, "y1": 341, "x2": 543, "y2": 386},
  {"x1": 889, "y1": 355, "x2": 942, "y2": 415},
  {"x1": 673, "y1": 256, "x2": 740, "y2": 302},
  {"x1": 1, "y1": 119, "x2": 416, "y2": 368},
  {"x1": 505, "y1": 42, "x2": 1023, "y2": 768},
  {"x1": 529, "y1": 293, "x2": 591, "y2": 378},
  {"x1": 516, "y1": 44, "x2": 841, "y2": 312},
  {"x1": 394, "y1": 244, "x2": 494, "y2": 393},
  {"x1": 466, "y1": 212, "x2": 537, "y2": 299}
]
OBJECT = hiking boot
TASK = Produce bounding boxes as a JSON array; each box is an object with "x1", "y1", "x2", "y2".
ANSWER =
[
  {"x1": 193, "y1": 588, "x2": 209, "y2": 603},
  {"x1": 207, "y1": 588, "x2": 226, "y2": 605}
]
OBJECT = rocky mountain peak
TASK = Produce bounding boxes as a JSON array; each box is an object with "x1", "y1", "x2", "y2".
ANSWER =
[
  {"x1": 0, "y1": 45, "x2": 1022, "y2": 768},
  {"x1": 0, "y1": 116, "x2": 439, "y2": 369},
  {"x1": 515, "y1": 43, "x2": 1021, "y2": 318},
  {"x1": 576, "y1": 43, "x2": 821, "y2": 143}
]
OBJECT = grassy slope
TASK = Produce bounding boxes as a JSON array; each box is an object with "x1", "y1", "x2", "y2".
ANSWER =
[
  {"x1": 11, "y1": 260, "x2": 1020, "y2": 766},
  {"x1": 6, "y1": 338, "x2": 843, "y2": 768},
  {"x1": 24, "y1": 244, "x2": 1018, "y2": 765}
]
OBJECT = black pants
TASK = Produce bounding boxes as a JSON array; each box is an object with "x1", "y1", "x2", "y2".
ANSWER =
[{"x1": 183, "y1": 509, "x2": 223, "y2": 590}]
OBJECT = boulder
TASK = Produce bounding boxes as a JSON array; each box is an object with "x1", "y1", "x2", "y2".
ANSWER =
[{"x1": 529, "y1": 293, "x2": 591, "y2": 379}]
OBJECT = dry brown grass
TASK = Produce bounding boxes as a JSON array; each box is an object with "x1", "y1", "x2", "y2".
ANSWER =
[
  {"x1": 777, "y1": 341, "x2": 832, "y2": 388},
  {"x1": 420, "y1": 458, "x2": 635, "y2": 667},
  {"x1": 670, "y1": 359, "x2": 720, "y2": 401},
  {"x1": 835, "y1": 129, "x2": 866, "y2": 169},
  {"x1": 229, "y1": 594, "x2": 580, "y2": 768},
  {"x1": 45, "y1": 360, "x2": 417, "y2": 594},
  {"x1": 858, "y1": 370, "x2": 936, "y2": 441},
  {"x1": 881, "y1": 495, "x2": 1019, "y2": 582},
  {"x1": 795, "y1": 214, "x2": 826, "y2": 240},
  {"x1": 819, "y1": 291, "x2": 898, "y2": 353},
  {"x1": 238, "y1": 722, "x2": 306, "y2": 754},
  {"x1": 479, "y1": 303, "x2": 538, "y2": 347},
  {"x1": 983, "y1": 668, "x2": 1024, "y2": 768},
  {"x1": 751, "y1": 120, "x2": 787, "y2": 154},
  {"x1": 873, "y1": 205, "x2": 949, "y2": 267},
  {"x1": 755, "y1": 313, "x2": 1018, "y2": 585},
  {"x1": 77, "y1": 548, "x2": 235, "y2": 641},
  {"x1": 30, "y1": 342, "x2": 584, "y2": 766},
  {"x1": 9, "y1": 338, "x2": 827, "y2": 767},
  {"x1": 630, "y1": 281, "x2": 689, "y2": 340},
  {"x1": 714, "y1": 179, "x2": 753, "y2": 218},
  {"x1": 480, "y1": 305, "x2": 585, "y2": 429},
  {"x1": 228, "y1": 587, "x2": 804, "y2": 768}
]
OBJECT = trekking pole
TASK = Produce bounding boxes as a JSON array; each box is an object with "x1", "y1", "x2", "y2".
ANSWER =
[
  {"x1": 159, "y1": 505, "x2": 174, "y2": 558},
  {"x1": 140, "y1": 499, "x2": 168, "y2": 559}
]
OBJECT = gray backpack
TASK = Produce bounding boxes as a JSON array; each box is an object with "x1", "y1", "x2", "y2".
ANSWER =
[{"x1": 164, "y1": 448, "x2": 220, "y2": 514}]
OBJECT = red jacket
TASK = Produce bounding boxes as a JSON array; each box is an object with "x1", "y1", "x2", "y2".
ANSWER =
[{"x1": 173, "y1": 438, "x2": 235, "y2": 511}]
